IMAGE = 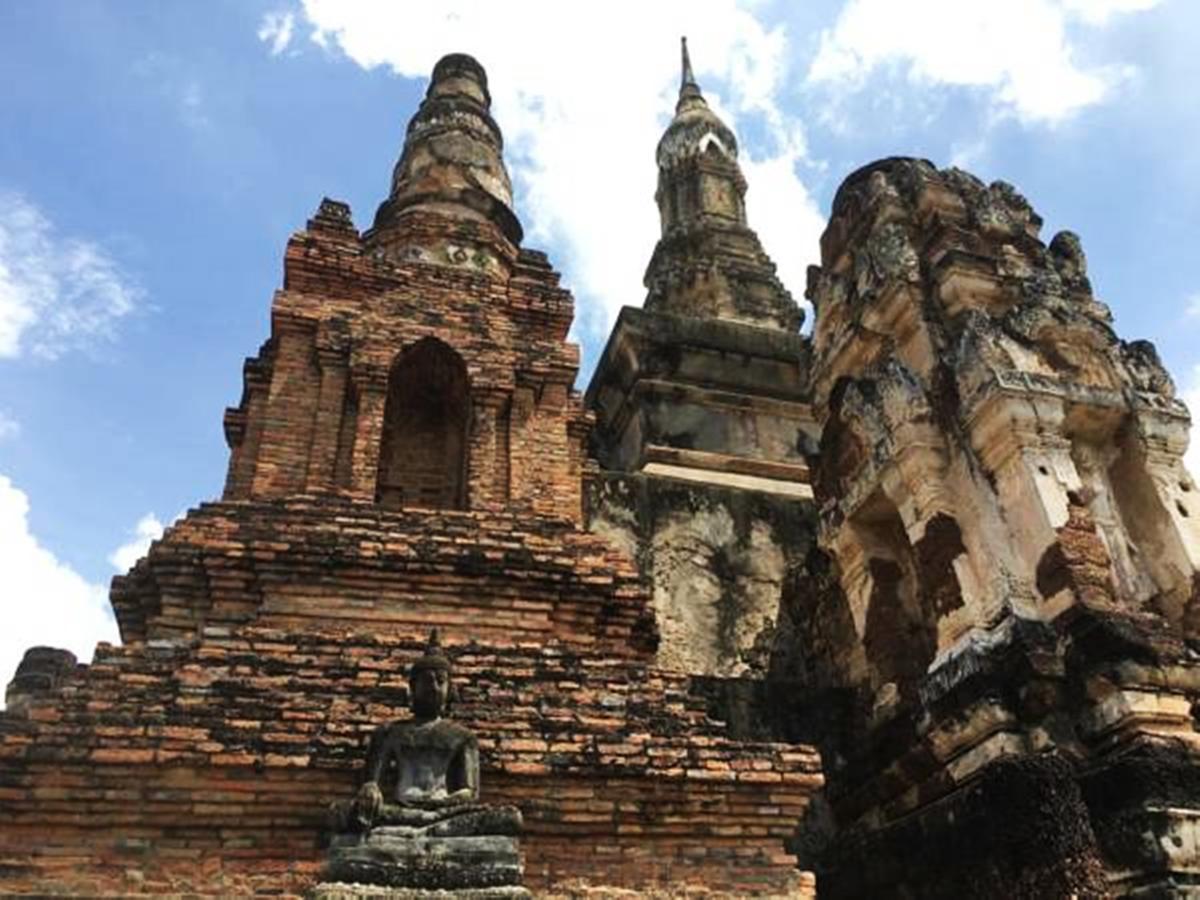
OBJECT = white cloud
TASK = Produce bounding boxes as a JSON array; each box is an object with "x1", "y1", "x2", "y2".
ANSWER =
[
  {"x1": 1184, "y1": 365, "x2": 1200, "y2": 479},
  {"x1": 258, "y1": 11, "x2": 296, "y2": 57},
  {"x1": 108, "y1": 512, "x2": 166, "y2": 572},
  {"x1": 1186, "y1": 293, "x2": 1200, "y2": 320},
  {"x1": 0, "y1": 193, "x2": 141, "y2": 360},
  {"x1": 742, "y1": 150, "x2": 826, "y2": 322},
  {"x1": 949, "y1": 136, "x2": 990, "y2": 170},
  {"x1": 0, "y1": 475, "x2": 120, "y2": 696},
  {"x1": 807, "y1": 0, "x2": 1161, "y2": 124},
  {"x1": 131, "y1": 53, "x2": 212, "y2": 131},
  {"x1": 178, "y1": 80, "x2": 210, "y2": 130},
  {"x1": 1061, "y1": 0, "x2": 1160, "y2": 25},
  {"x1": 0, "y1": 410, "x2": 18, "y2": 442},
  {"x1": 287, "y1": 0, "x2": 824, "y2": 338}
]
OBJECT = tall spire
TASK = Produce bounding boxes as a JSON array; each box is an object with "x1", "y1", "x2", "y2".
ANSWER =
[
  {"x1": 646, "y1": 39, "x2": 802, "y2": 331},
  {"x1": 679, "y1": 36, "x2": 703, "y2": 109}
]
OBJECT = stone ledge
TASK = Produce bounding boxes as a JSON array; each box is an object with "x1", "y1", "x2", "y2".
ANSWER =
[
  {"x1": 311, "y1": 882, "x2": 530, "y2": 899},
  {"x1": 325, "y1": 833, "x2": 522, "y2": 890}
]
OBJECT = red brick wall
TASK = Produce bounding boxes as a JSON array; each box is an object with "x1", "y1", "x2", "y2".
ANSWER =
[
  {"x1": 110, "y1": 497, "x2": 656, "y2": 650},
  {"x1": 0, "y1": 629, "x2": 821, "y2": 896},
  {"x1": 251, "y1": 317, "x2": 321, "y2": 498},
  {"x1": 221, "y1": 207, "x2": 590, "y2": 524},
  {"x1": 2, "y1": 199, "x2": 826, "y2": 897}
]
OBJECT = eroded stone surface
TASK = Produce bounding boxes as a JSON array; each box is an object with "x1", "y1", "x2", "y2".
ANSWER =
[
  {"x1": 324, "y1": 833, "x2": 523, "y2": 890},
  {"x1": 588, "y1": 473, "x2": 814, "y2": 678},
  {"x1": 795, "y1": 156, "x2": 1200, "y2": 896},
  {"x1": 312, "y1": 882, "x2": 530, "y2": 899}
]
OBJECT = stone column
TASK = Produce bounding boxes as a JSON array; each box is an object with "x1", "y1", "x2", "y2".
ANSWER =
[
  {"x1": 1119, "y1": 406, "x2": 1200, "y2": 630},
  {"x1": 349, "y1": 365, "x2": 388, "y2": 500},
  {"x1": 507, "y1": 383, "x2": 536, "y2": 510},
  {"x1": 467, "y1": 388, "x2": 510, "y2": 511},
  {"x1": 970, "y1": 392, "x2": 1078, "y2": 608},
  {"x1": 1134, "y1": 407, "x2": 1200, "y2": 570},
  {"x1": 306, "y1": 347, "x2": 349, "y2": 493},
  {"x1": 891, "y1": 432, "x2": 992, "y2": 645},
  {"x1": 224, "y1": 360, "x2": 270, "y2": 499},
  {"x1": 251, "y1": 317, "x2": 320, "y2": 498}
]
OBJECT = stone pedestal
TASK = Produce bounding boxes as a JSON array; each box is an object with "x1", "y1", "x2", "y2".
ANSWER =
[
  {"x1": 314, "y1": 828, "x2": 528, "y2": 898},
  {"x1": 313, "y1": 883, "x2": 528, "y2": 900}
]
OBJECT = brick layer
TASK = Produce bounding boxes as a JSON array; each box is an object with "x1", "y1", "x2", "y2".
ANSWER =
[
  {"x1": 0, "y1": 629, "x2": 821, "y2": 896},
  {"x1": 222, "y1": 211, "x2": 590, "y2": 525},
  {"x1": 111, "y1": 497, "x2": 657, "y2": 651}
]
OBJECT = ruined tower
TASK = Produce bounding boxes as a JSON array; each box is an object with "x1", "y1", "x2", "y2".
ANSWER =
[
  {"x1": 797, "y1": 158, "x2": 1200, "y2": 896},
  {"x1": 588, "y1": 40, "x2": 818, "y2": 679},
  {"x1": 219, "y1": 52, "x2": 585, "y2": 523}
]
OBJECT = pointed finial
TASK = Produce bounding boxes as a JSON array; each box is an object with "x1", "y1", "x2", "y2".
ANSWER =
[
  {"x1": 678, "y1": 36, "x2": 704, "y2": 109},
  {"x1": 681, "y1": 37, "x2": 696, "y2": 89},
  {"x1": 409, "y1": 627, "x2": 452, "y2": 677}
]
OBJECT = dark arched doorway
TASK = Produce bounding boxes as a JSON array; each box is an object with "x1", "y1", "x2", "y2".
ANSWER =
[{"x1": 376, "y1": 338, "x2": 470, "y2": 510}]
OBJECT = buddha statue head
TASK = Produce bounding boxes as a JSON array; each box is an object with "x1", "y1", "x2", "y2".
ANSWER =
[{"x1": 408, "y1": 629, "x2": 452, "y2": 721}]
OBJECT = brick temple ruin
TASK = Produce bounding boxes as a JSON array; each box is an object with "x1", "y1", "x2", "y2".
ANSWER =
[{"x1": 4, "y1": 44, "x2": 1200, "y2": 898}]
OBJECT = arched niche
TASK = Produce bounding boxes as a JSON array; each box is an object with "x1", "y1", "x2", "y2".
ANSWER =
[
  {"x1": 852, "y1": 490, "x2": 936, "y2": 700},
  {"x1": 376, "y1": 337, "x2": 470, "y2": 511},
  {"x1": 1067, "y1": 420, "x2": 1195, "y2": 623}
]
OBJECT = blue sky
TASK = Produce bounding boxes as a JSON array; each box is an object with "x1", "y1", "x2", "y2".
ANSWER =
[{"x1": 1, "y1": 0, "x2": 1198, "y2": 685}]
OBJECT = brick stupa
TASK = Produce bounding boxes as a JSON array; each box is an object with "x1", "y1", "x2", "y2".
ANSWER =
[{"x1": 0, "y1": 52, "x2": 821, "y2": 896}]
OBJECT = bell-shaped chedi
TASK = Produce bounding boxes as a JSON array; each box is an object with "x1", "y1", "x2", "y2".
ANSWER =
[
  {"x1": 585, "y1": 39, "x2": 819, "y2": 682},
  {"x1": 644, "y1": 38, "x2": 802, "y2": 332},
  {"x1": 367, "y1": 52, "x2": 522, "y2": 275}
]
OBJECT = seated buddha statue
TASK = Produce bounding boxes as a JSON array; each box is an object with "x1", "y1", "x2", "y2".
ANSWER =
[{"x1": 320, "y1": 631, "x2": 526, "y2": 894}]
